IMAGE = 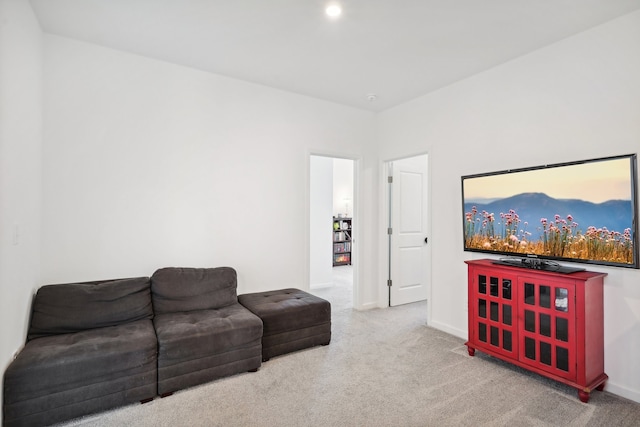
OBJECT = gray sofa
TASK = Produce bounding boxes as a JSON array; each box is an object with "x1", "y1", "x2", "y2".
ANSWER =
[
  {"x1": 3, "y1": 277, "x2": 157, "y2": 427},
  {"x1": 151, "y1": 267, "x2": 263, "y2": 396},
  {"x1": 3, "y1": 267, "x2": 322, "y2": 426}
]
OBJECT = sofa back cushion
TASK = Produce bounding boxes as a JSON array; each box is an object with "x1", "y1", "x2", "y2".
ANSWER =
[
  {"x1": 28, "y1": 277, "x2": 153, "y2": 340},
  {"x1": 151, "y1": 267, "x2": 237, "y2": 314}
]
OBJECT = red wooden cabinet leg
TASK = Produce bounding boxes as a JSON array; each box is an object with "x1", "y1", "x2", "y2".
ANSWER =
[
  {"x1": 596, "y1": 383, "x2": 605, "y2": 391},
  {"x1": 467, "y1": 346, "x2": 475, "y2": 356},
  {"x1": 578, "y1": 390, "x2": 590, "y2": 403}
]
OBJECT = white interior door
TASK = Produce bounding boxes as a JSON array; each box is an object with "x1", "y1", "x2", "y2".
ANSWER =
[{"x1": 389, "y1": 155, "x2": 429, "y2": 306}]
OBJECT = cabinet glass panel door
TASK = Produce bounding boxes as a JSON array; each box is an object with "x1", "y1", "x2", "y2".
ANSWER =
[
  {"x1": 474, "y1": 270, "x2": 517, "y2": 357},
  {"x1": 518, "y1": 276, "x2": 576, "y2": 381}
]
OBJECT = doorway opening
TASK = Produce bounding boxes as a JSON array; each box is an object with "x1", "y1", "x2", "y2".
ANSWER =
[{"x1": 309, "y1": 155, "x2": 355, "y2": 310}]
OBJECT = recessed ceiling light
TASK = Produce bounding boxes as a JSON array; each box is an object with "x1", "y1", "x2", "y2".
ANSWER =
[{"x1": 325, "y1": 4, "x2": 342, "y2": 18}]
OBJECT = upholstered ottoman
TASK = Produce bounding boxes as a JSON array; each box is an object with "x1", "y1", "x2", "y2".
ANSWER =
[{"x1": 238, "y1": 288, "x2": 331, "y2": 361}]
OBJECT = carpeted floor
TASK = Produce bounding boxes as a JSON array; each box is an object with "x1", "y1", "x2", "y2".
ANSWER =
[{"x1": 56, "y1": 266, "x2": 640, "y2": 427}]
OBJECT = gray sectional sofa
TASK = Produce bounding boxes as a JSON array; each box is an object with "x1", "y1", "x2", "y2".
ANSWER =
[{"x1": 3, "y1": 267, "x2": 330, "y2": 427}]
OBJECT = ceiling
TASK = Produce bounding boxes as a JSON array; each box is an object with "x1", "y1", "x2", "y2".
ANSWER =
[{"x1": 29, "y1": 0, "x2": 640, "y2": 112}]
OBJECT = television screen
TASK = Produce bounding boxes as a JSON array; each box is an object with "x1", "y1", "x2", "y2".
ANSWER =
[{"x1": 462, "y1": 154, "x2": 639, "y2": 269}]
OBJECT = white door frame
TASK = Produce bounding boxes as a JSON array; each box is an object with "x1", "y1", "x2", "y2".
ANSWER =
[
  {"x1": 381, "y1": 153, "x2": 432, "y2": 319},
  {"x1": 306, "y1": 152, "x2": 361, "y2": 309}
]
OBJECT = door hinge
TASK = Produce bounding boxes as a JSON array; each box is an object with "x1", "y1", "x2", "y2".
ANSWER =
[
  {"x1": 387, "y1": 227, "x2": 393, "y2": 235},
  {"x1": 387, "y1": 279, "x2": 393, "y2": 287},
  {"x1": 388, "y1": 176, "x2": 393, "y2": 184}
]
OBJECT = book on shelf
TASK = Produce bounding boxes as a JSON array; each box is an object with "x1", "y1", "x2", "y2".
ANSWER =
[{"x1": 333, "y1": 242, "x2": 351, "y2": 253}]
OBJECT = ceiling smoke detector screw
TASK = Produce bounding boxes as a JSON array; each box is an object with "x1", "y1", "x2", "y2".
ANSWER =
[{"x1": 367, "y1": 94, "x2": 377, "y2": 102}]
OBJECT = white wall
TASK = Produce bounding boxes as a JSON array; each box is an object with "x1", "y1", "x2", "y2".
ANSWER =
[
  {"x1": 310, "y1": 156, "x2": 333, "y2": 288},
  {"x1": 41, "y1": 35, "x2": 379, "y2": 305},
  {"x1": 377, "y1": 11, "x2": 640, "y2": 402},
  {"x1": 0, "y1": 0, "x2": 43, "y2": 420},
  {"x1": 333, "y1": 158, "x2": 354, "y2": 218}
]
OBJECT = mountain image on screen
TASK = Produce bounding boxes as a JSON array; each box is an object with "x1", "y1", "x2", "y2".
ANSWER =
[
  {"x1": 464, "y1": 192, "x2": 634, "y2": 264},
  {"x1": 465, "y1": 192, "x2": 632, "y2": 238}
]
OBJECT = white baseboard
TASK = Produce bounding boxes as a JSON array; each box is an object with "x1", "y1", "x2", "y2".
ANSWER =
[
  {"x1": 428, "y1": 320, "x2": 467, "y2": 340},
  {"x1": 355, "y1": 301, "x2": 379, "y2": 311},
  {"x1": 603, "y1": 381, "x2": 640, "y2": 404},
  {"x1": 310, "y1": 281, "x2": 333, "y2": 290}
]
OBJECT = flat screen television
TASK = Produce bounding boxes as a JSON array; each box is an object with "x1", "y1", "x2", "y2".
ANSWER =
[{"x1": 462, "y1": 154, "x2": 639, "y2": 272}]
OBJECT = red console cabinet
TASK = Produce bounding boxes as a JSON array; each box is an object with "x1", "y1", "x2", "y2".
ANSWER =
[{"x1": 465, "y1": 259, "x2": 607, "y2": 402}]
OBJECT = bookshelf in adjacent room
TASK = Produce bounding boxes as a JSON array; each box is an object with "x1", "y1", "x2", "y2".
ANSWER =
[{"x1": 333, "y1": 217, "x2": 352, "y2": 266}]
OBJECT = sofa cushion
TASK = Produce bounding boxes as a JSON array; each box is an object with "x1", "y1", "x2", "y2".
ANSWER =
[
  {"x1": 151, "y1": 267, "x2": 237, "y2": 314},
  {"x1": 238, "y1": 288, "x2": 331, "y2": 335},
  {"x1": 153, "y1": 303, "x2": 263, "y2": 363},
  {"x1": 28, "y1": 277, "x2": 153, "y2": 340},
  {"x1": 4, "y1": 319, "x2": 157, "y2": 415}
]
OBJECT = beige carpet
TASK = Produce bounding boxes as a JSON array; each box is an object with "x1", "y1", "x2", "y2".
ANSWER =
[{"x1": 56, "y1": 266, "x2": 640, "y2": 427}]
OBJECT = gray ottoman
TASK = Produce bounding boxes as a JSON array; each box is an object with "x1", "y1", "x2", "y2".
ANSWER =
[{"x1": 238, "y1": 288, "x2": 331, "y2": 361}]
